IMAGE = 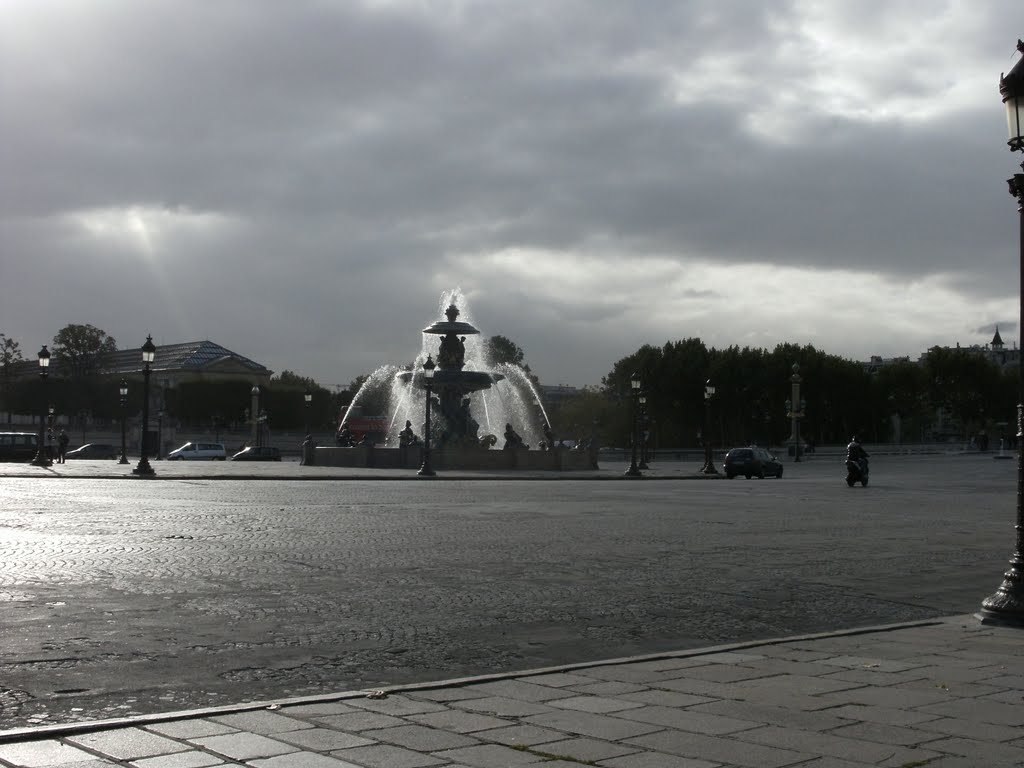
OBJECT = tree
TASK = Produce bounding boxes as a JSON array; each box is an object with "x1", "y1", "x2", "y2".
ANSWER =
[
  {"x1": 0, "y1": 333, "x2": 23, "y2": 423},
  {"x1": 483, "y1": 335, "x2": 528, "y2": 371},
  {"x1": 52, "y1": 324, "x2": 117, "y2": 378}
]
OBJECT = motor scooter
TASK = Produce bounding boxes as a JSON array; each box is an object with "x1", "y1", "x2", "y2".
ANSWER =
[{"x1": 845, "y1": 455, "x2": 869, "y2": 487}]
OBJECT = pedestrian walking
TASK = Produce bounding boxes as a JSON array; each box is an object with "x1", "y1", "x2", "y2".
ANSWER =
[{"x1": 57, "y1": 429, "x2": 69, "y2": 463}]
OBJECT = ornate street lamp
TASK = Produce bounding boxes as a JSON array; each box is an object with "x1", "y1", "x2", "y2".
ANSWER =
[
  {"x1": 979, "y1": 40, "x2": 1024, "y2": 626},
  {"x1": 132, "y1": 335, "x2": 157, "y2": 476},
  {"x1": 625, "y1": 372, "x2": 642, "y2": 477},
  {"x1": 304, "y1": 389, "x2": 312, "y2": 435},
  {"x1": 29, "y1": 346, "x2": 52, "y2": 467},
  {"x1": 418, "y1": 355, "x2": 436, "y2": 476},
  {"x1": 702, "y1": 379, "x2": 719, "y2": 475},
  {"x1": 787, "y1": 363, "x2": 804, "y2": 462},
  {"x1": 638, "y1": 390, "x2": 649, "y2": 470},
  {"x1": 118, "y1": 378, "x2": 129, "y2": 464}
]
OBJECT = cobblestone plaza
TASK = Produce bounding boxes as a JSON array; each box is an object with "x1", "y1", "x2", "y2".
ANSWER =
[{"x1": 0, "y1": 454, "x2": 1014, "y2": 728}]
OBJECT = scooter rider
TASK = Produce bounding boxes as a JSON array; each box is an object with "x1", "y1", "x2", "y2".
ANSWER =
[{"x1": 847, "y1": 436, "x2": 869, "y2": 468}]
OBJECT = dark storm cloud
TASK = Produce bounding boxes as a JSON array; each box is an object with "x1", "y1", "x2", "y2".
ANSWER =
[{"x1": 2, "y1": 1, "x2": 1021, "y2": 386}]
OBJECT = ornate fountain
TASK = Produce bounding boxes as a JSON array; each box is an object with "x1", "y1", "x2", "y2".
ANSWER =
[{"x1": 316, "y1": 291, "x2": 594, "y2": 471}]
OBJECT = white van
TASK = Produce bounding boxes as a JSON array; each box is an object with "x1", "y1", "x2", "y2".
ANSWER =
[{"x1": 166, "y1": 441, "x2": 227, "y2": 461}]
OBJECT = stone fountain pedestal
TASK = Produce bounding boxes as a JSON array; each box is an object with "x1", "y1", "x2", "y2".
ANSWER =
[{"x1": 314, "y1": 444, "x2": 595, "y2": 471}]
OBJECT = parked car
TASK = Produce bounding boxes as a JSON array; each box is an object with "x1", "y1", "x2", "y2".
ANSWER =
[
  {"x1": 65, "y1": 443, "x2": 119, "y2": 460},
  {"x1": 231, "y1": 446, "x2": 282, "y2": 462},
  {"x1": 166, "y1": 441, "x2": 227, "y2": 461},
  {"x1": 0, "y1": 432, "x2": 38, "y2": 462},
  {"x1": 723, "y1": 446, "x2": 784, "y2": 479}
]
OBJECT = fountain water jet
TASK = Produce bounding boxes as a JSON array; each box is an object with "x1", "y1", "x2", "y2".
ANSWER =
[{"x1": 316, "y1": 290, "x2": 594, "y2": 471}]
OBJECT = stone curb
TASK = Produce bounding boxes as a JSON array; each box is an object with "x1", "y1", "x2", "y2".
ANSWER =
[{"x1": 0, "y1": 616, "x2": 944, "y2": 744}]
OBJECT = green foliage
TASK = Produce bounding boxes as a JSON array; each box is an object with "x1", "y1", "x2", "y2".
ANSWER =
[
  {"x1": 483, "y1": 335, "x2": 527, "y2": 369},
  {"x1": 52, "y1": 324, "x2": 117, "y2": 378}
]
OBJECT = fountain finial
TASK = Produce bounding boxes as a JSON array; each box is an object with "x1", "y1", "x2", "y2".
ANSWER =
[{"x1": 445, "y1": 304, "x2": 460, "y2": 323}]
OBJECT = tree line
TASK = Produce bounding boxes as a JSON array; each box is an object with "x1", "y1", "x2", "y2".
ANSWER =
[{"x1": 2, "y1": 325, "x2": 1015, "y2": 446}]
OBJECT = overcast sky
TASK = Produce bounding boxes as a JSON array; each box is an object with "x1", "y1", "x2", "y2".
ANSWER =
[{"x1": 3, "y1": 1, "x2": 1023, "y2": 389}]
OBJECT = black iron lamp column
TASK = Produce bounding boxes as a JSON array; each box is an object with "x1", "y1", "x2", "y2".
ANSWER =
[
  {"x1": 132, "y1": 335, "x2": 157, "y2": 476},
  {"x1": 625, "y1": 372, "x2": 642, "y2": 477},
  {"x1": 703, "y1": 379, "x2": 719, "y2": 475},
  {"x1": 418, "y1": 355, "x2": 436, "y2": 476},
  {"x1": 118, "y1": 378, "x2": 129, "y2": 464},
  {"x1": 638, "y1": 390, "x2": 649, "y2": 470},
  {"x1": 979, "y1": 39, "x2": 1024, "y2": 626},
  {"x1": 29, "y1": 346, "x2": 52, "y2": 467},
  {"x1": 304, "y1": 389, "x2": 312, "y2": 435}
]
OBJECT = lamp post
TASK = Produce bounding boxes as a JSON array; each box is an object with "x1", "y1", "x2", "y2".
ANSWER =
[
  {"x1": 625, "y1": 372, "x2": 642, "y2": 477},
  {"x1": 979, "y1": 39, "x2": 1024, "y2": 626},
  {"x1": 702, "y1": 379, "x2": 719, "y2": 475},
  {"x1": 787, "y1": 363, "x2": 805, "y2": 462},
  {"x1": 250, "y1": 386, "x2": 260, "y2": 447},
  {"x1": 132, "y1": 335, "x2": 156, "y2": 476},
  {"x1": 418, "y1": 355, "x2": 436, "y2": 476},
  {"x1": 118, "y1": 378, "x2": 129, "y2": 464},
  {"x1": 638, "y1": 390, "x2": 649, "y2": 470},
  {"x1": 29, "y1": 346, "x2": 52, "y2": 467},
  {"x1": 304, "y1": 389, "x2": 312, "y2": 435}
]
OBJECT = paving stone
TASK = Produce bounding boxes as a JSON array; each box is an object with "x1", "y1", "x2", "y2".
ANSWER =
[
  {"x1": 279, "y1": 702, "x2": 362, "y2": 717},
  {"x1": 189, "y1": 733, "x2": 298, "y2": 760},
  {"x1": 733, "y1": 724, "x2": 942, "y2": 765},
  {"x1": 347, "y1": 696, "x2": 448, "y2": 717},
  {"x1": 815, "y1": 655, "x2": 928, "y2": 673},
  {"x1": 687, "y1": 698, "x2": 851, "y2": 732},
  {"x1": 814, "y1": 684, "x2": 951, "y2": 710},
  {"x1": 463, "y1": 679, "x2": 575, "y2": 702},
  {"x1": 819, "y1": 703, "x2": 940, "y2": 727},
  {"x1": 819, "y1": 668, "x2": 931, "y2": 688},
  {"x1": 732, "y1": 673, "x2": 864, "y2": 698},
  {"x1": 545, "y1": 694, "x2": 644, "y2": 713},
  {"x1": 146, "y1": 721, "x2": 238, "y2": 739},
  {"x1": 669, "y1": 664, "x2": 777, "y2": 683},
  {"x1": 918, "y1": 736, "x2": 1024, "y2": 764},
  {"x1": 248, "y1": 753, "x2": 363, "y2": 768},
  {"x1": 0, "y1": 740, "x2": 98, "y2": 767},
  {"x1": 630, "y1": 657, "x2": 725, "y2": 671},
  {"x1": 650, "y1": 676, "x2": 738, "y2": 699},
  {"x1": 618, "y1": 689, "x2": 716, "y2": 708},
  {"x1": 613, "y1": 704, "x2": 762, "y2": 735},
  {"x1": 360, "y1": 724, "x2": 478, "y2": 751},
  {"x1": 625, "y1": 729, "x2": 811, "y2": 768},
  {"x1": 271, "y1": 727, "x2": 375, "y2": 751},
  {"x1": 521, "y1": 709, "x2": 662, "y2": 740},
  {"x1": 470, "y1": 725, "x2": 565, "y2": 747},
  {"x1": 827, "y1": 720, "x2": 947, "y2": 747},
  {"x1": 430, "y1": 743, "x2": 546, "y2": 766},
  {"x1": 311, "y1": 712, "x2": 407, "y2": 731},
  {"x1": 601, "y1": 752, "x2": 719, "y2": 768},
  {"x1": 451, "y1": 696, "x2": 554, "y2": 717},
  {"x1": 67, "y1": 728, "x2": 189, "y2": 760},
  {"x1": 732, "y1": 657, "x2": 843, "y2": 678},
  {"x1": 564, "y1": 680, "x2": 648, "y2": 696},
  {"x1": 525, "y1": 736, "x2": 639, "y2": 761},
  {"x1": 33, "y1": 761, "x2": 116, "y2": 768},
  {"x1": 915, "y1": 714, "x2": 1024, "y2": 742},
  {"x1": 519, "y1": 672, "x2": 599, "y2": 688},
  {"x1": 407, "y1": 688, "x2": 490, "y2": 702},
  {"x1": 916, "y1": 696, "x2": 1024, "y2": 726},
  {"x1": 408, "y1": 710, "x2": 511, "y2": 733},
  {"x1": 211, "y1": 711, "x2": 313, "y2": 734},
  {"x1": 130, "y1": 751, "x2": 224, "y2": 768},
  {"x1": 330, "y1": 744, "x2": 446, "y2": 768},
  {"x1": 572, "y1": 665, "x2": 671, "y2": 684}
]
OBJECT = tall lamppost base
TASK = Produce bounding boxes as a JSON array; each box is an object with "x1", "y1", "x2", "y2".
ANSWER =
[
  {"x1": 978, "y1": 559, "x2": 1024, "y2": 626},
  {"x1": 624, "y1": 463, "x2": 642, "y2": 477},
  {"x1": 118, "y1": 457, "x2": 129, "y2": 465},
  {"x1": 132, "y1": 459, "x2": 156, "y2": 476},
  {"x1": 30, "y1": 454, "x2": 53, "y2": 468},
  {"x1": 702, "y1": 463, "x2": 719, "y2": 475},
  {"x1": 417, "y1": 465, "x2": 436, "y2": 477}
]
